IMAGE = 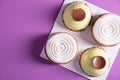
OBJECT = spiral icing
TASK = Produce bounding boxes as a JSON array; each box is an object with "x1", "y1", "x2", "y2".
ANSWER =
[
  {"x1": 93, "y1": 14, "x2": 120, "y2": 46},
  {"x1": 46, "y1": 33, "x2": 77, "y2": 63}
]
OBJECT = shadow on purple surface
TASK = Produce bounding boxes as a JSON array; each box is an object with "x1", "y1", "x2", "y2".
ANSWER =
[
  {"x1": 31, "y1": 33, "x2": 52, "y2": 64},
  {"x1": 30, "y1": 1, "x2": 65, "y2": 65}
]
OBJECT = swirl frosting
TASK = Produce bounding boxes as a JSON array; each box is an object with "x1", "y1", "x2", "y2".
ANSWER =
[
  {"x1": 93, "y1": 14, "x2": 120, "y2": 46},
  {"x1": 45, "y1": 33, "x2": 77, "y2": 63}
]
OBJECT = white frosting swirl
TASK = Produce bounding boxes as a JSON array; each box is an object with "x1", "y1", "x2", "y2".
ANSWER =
[
  {"x1": 93, "y1": 14, "x2": 120, "y2": 46},
  {"x1": 46, "y1": 33, "x2": 77, "y2": 63}
]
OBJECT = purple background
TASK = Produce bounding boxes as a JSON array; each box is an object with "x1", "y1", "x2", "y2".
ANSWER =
[{"x1": 0, "y1": 0, "x2": 120, "y2": 80}]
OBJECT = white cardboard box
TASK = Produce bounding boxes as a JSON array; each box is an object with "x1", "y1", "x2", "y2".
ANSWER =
[{"x1": 40, "y1": 0, "x2": 120, "y2": 80}]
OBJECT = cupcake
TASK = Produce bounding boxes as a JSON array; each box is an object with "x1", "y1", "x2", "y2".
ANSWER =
[
  {"x1": 80, "y1": 48, "x2": 110, "y2": 77},
  {"x1": 45, "y1": 32, "x2": 78, "y2": 64},
  {"x1": 63, "y1": 2, "x2": 91, "y2": 31},
  {"x1": 92, "y1": 14, "x2": 120, "y2": 46}
]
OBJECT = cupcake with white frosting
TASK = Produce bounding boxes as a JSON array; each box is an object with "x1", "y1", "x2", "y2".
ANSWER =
[
  {"x1": 92, "y1": 14, "x2": 120, "y2": 46},
  {"x1": 45, "y1": 32, "x2": 78, "y2": 64}
]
